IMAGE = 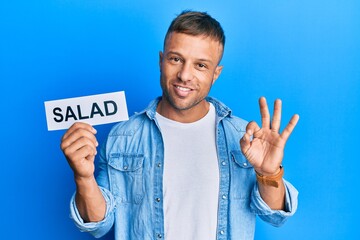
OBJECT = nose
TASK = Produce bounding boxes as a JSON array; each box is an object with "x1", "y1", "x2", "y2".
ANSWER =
[{"x1": 177, "y1": 63, "x2": 194, "y2": 82}]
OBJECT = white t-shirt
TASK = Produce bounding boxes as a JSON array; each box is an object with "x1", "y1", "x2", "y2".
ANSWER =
[{"x1": 156, "y1": 103, "x2": 219, "y2": 240}]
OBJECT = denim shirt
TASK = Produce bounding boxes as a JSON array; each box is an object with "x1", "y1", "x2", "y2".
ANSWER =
[{"x1": 70, "y1": 97, "x2": 298, "y2": 240}]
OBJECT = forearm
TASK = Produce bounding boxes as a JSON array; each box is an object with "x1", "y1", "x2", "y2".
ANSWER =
[
  {"x1": 256, "y1": 167, "x2": 286, "y2": 210},
  {"x1": 258, "y1": 179, "x2": 285, "y2": 210},
  {"x1": 75, "y1": 176, "x2": 106, "y2": 222}
]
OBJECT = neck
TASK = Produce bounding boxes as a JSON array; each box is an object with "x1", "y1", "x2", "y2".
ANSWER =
[{"x1": 156, "y1": 98, "x2": 210, "y2": 123}]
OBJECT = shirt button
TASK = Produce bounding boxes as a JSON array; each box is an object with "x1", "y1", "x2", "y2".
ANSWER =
[
  {"x1": 221, "y1": 161, "x2": 226, "y2": 166},
  {"x1": 243, "y1": 162, "x2": 247, "y2": 167},
  {"x1": 157, "y1": 233, "x2": 162, "y2": 238},
  {"x1": 123, "y1": 166, "x2": 128, "y2": 170},
  {"x1": 156, "y1": 198, "x2": 161, "y2": 202},
  {"x1": 157, "y1": 163, "x2": 162, "y2": 167},
  {"x1": 222, "y1": 194, "x2": 227, "y2": 200},
  {"x1": 220, "y1": 230, "x2": 225, "y2": 235}
]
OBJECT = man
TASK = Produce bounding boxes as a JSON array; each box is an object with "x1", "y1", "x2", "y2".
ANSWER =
[{"x1": 61, "y1": 11, "x2": 299, "y2": 239}]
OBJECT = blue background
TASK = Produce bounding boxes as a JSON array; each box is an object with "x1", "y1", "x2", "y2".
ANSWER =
[{"x1": 1, "y1": 0, "x2": 359, "y2": 239}]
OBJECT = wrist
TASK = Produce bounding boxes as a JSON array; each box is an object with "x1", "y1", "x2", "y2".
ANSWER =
[
  {"x1": 74, "y1": 174, "x2": 95, "y2": 183},
  {"x1": 74, "y1": 175, "x2": 98, "y2": 194},
  {"x1": 255, "y1": 166, "x2": 284, "y2": 188}
]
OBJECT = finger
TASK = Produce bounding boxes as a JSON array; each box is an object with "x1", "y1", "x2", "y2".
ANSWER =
[
  {"x1": 259, "y1": 97, "x2": 270, "y2": 129},
  {"x1": 281, "y1": 114, "x2": 300, "y2": 141},
  {"x1": 71, "y1": 145, "x2": 96, "y2": 163},
  {"x1": 63, "y1": 137, "x2": 97, "y2": 158},
  {"x1": 240, "y1": 132, "x2": 251, "y2": 154},
  {"x1": 62, "y1": 122, "x2": 97, "y2": 141},
  {"x1": 246, "y1": 121, "x2": 261, "y2": 136},
  {"x1": 271, "y1": 99, "x2": 282, "y2": 132},
  {"x1": 61, "y1": 128, "x2": 98, "y2": 151}
]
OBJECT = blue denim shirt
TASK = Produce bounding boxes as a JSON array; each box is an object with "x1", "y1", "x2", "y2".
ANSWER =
[{"x1": 70, "y1": 97, "x2": 298, "y2": 239}]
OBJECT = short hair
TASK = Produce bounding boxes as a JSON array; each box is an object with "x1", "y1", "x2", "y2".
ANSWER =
[{"x1": 164, "y1": 10, "x2": 225, "y2": 50}]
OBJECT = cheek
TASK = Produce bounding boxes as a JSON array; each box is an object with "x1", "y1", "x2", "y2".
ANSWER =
[
  {"x1": 197, "y1": 72, "x2": 215, "y2": 87},
  {"x1": 160, "y1": 70, "x2": 174, "y2": 90},
  {"x1": 162, "y1": 65, "x2": 178, "y2": 79},
  {"x1": 160, "y1": 73, "x2": 167, "y2": 87}
]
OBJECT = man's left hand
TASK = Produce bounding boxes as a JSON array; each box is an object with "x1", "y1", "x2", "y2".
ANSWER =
[{"x1": 240, "y1": 97, "x2": 299, "y2": 176}]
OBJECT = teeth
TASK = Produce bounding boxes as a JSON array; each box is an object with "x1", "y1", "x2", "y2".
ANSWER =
[{"x1": 176, "y1": 86, "x2": 191, "y2": 91}]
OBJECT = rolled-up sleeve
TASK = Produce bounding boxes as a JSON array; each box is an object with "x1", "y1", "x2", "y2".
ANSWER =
[
  {"x1": 250, "y1": 179, "x2": 298, "y2": 227},
  {"x1": 69, "y1": 187, "x2": 116, "y2": 238}
]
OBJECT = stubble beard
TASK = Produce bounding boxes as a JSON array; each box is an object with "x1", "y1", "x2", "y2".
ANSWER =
[
  {"x1": 161, "y1": 81, "x2": 212, "y2": 112},
  {"x1": 162, "y1": 90, "x2": 205, "y2": 111}
]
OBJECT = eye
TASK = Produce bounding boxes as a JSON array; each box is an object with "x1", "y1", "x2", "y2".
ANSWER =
[
  {"x1": 196, "y1": 63, "x2": 207, "y2": 70},
  {"x1": 169, "y1": 56, "x2": 182, "y2": 64}
]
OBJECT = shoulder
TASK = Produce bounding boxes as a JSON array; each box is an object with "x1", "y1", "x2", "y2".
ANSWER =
[
  {"x1": 107, "y1": 98, "x2": 160, "y2": 137},
  {"x1": 207, "y1": 96, "x2": 248, "y2": 132},
  {"x1": 108, "y1": 112, "x2": 149, "y2": 137},
  {"x1": 223, "y1": 115, "x2": 248, "y2": 133}
]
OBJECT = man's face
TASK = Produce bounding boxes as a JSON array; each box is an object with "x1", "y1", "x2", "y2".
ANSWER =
[{"x1": 159, "y1": 32, "x2": 223, "y2": 118}]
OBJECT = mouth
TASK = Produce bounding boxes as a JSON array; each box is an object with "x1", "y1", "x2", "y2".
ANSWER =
[
  {"x1": 175, "y1": 85, "x2": 192, "y2": 91},
  {"x1": 173, "y1": 84, "x2": 193, "y2": 97}
]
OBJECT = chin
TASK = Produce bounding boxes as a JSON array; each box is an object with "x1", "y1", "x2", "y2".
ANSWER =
[{"x1": 172, "y1": 98, "x2": 204, "y2": 111}]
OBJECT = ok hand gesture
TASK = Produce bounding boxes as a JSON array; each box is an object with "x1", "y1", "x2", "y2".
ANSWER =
[{"x1": 240, "y1": 97, "x2": 299, "y2": 176}]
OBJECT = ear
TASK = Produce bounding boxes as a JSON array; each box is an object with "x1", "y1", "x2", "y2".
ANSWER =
[{"x1": 212, "y1": 65, "x2": 223, "y2": 84}]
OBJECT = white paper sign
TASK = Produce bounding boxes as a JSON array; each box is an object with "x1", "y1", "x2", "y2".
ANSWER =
[{"x1": 44, "y1": 91, "x2": 129, "y2": 131}]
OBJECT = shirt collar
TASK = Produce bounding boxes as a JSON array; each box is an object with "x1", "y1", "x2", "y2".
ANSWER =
[{"x1": 143, "y1": 96, "x2": 232, "y2": 121}]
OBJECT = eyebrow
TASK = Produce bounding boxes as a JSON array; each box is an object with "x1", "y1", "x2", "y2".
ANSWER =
[{"x1": 166, "y1": 51, "x2": 214, "y2": 64}]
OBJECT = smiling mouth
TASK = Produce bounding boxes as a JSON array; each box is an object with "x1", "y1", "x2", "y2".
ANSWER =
[
  {"x1": 175, "y1": 85, "x2": 192, "y2": 92},
  {"x1": 173, "y1": 85, "x2": 193, "y2": 97}
]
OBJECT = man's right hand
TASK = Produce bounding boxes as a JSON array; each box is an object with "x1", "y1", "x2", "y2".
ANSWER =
[
  {"x1": 60, "y1": 122, "x2": 106, "y2": 223},
  {"x1": 60, "y1": 122, "x2": 98, "y2": 180}
]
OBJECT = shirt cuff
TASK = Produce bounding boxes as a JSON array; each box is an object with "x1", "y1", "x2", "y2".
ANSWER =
[
  {"x1": 250, "y1": 179, "x2": 299, "y2": 227},
  {"x1": 69, "y1": 187, "x2": 115, "y2": 238}
]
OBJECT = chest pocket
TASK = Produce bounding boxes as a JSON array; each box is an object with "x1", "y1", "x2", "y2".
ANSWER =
[
  {"x1": 108, "y1": 153, "x2": 144, "y2": 204},
  {"x1": 230, "y1": 150, "x2": 256, "y2": 200}
]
